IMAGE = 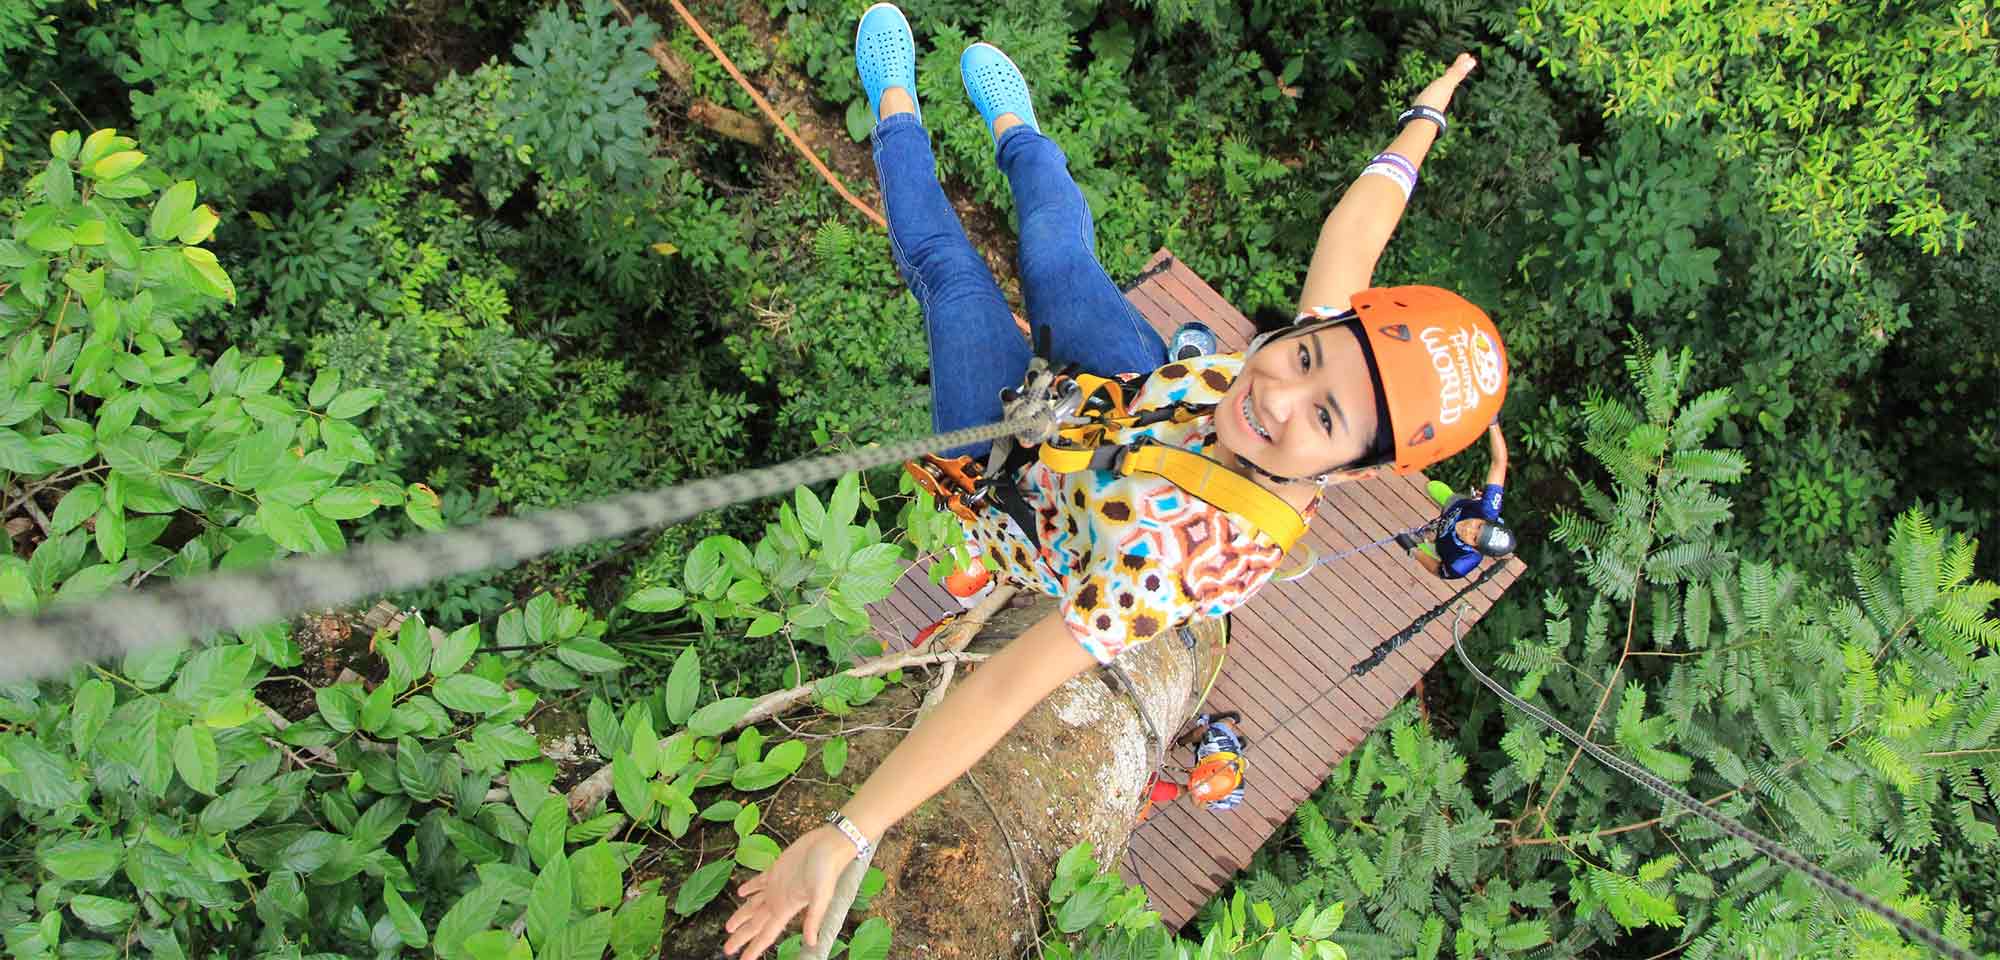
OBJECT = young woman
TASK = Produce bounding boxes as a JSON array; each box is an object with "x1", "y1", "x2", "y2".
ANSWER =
[{"x1": 723, "y1": 7, "x2": 1504, "y2": 956}]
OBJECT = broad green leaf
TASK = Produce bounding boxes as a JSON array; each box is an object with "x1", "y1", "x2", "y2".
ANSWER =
[
  {"x1": 39, "y1": 837, "x2": 122, "y2": 882},
  {"x1": 700, "y1": 800, "x2": 743, "y2": 823},
  {"x1": 436, "y1": 675, "x2": 510, "y2": 714},
  {"x1": 846, "y1": 917, "x2": 892, "y2": 960},
  {"x1": 542, "y1": 909, "x2": 613, "y2": 960},
  {"x1": 733, "y1": 803, "x2": 760, "y2": 837},
  {"x1": 674, "y1": 858, "x2": 733, "y2": 916},
  {"x1": 821, "y1": 737, "x2": 848, "y2": 778},
  {"x1": 199, "y1": 689, "x2": 261, "y2": 729},
  {"x1": 171, "y1": 723, "x2": 219, "y2": 795},
  {"x1": 148, "y1": 180, "x2": 197, "y2": 241},
  {"x1": 795, "y1": 486, "x2": 826, "y2": 540},
  {"x1": 528, "y1": 792, "x2": 568, "y2": 868},
  {"x1": 731, "y1": 762, "x2": 787, "y2": 792},
  {"x1": 556, "y1": 639, "x2": 626, "y2": 674},
  {"x1": 407, "y1": 484, "x2": 445, "y2": 531},
  {"x1": 181, "y1": 246, "x2": 234, "y2": 302},
  {"x1": 686, "y1": 697, "x2": 751, "y2": 738},
  {"x1": 734, "y1": 834, "x2": 780, "y2": 871},
  {"x1": 312, "y1": 486, "x2": 382, "y2": 520},
  {"x1": 665, "y1": 647, "x2": 699, "y2": 725},
  {"x1": 571, "y1": 842, "x2": 623, "y2": 910},
  {"x1": 765, "y1": 740, "x2": 807, "y2": 774},
  {"x1": 435, "y1": 883, "x2": 504, "y2": 960},
  {"x1": 610, "y1": 893, "x2": 666, "y2": 960},
  {"x1": 178, "y1": 205, "x2": 220, "y2": 244},
  {"x1": 527, "y1": 852, "x2": 573, "y2": 949},
  {"x1": 624, "y1": 585, "x2": 685, "y2": 612},
  {"x1": 69, "y1": 678, "x2": 113, "y2": 753},
  {"x1": 327, "y1": 388, "x2": 385, "y2": 419},
  {"x1": 385, "y1": 882, "x2": 429, "y2": 947},
  {"x1": 258, "y1": 501, "x2": 315, "y2": 553},
  {"x1": 308, "y1": 368, "x2": 341, "y2": 407},
  {"x1": 829, "y1": 472, "x2": 860, "y2": 527},
  {"x1": 200, "y1": 783, "x2": 275, "y2": 833},
  {"x1": 69, "y1": 894, "x2": 136, "y2": 929},
  {"x1": 50, "y1": 483, "x2": 101, "y2": 535},
  {"x1": 433, "y1": 623, "x2": 479, "y2": 677},
  {"x1": 612, "y1": 754, "x2": 654, "y2": 823}
]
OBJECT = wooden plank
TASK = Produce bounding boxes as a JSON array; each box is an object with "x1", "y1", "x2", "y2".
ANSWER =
[
  {"x1": 1155, "y1": 266, "x2": 1255, "y2": 347},
  {"x1": 1226, "y1": 596, "x2": 1386, "y2": 726},
  {"x1": 1128, "y1": 816, "x2": 1230, "y2": 897},
  {"x1": 1161, "y1": 259, "x2": 1258, "y2": 344}
]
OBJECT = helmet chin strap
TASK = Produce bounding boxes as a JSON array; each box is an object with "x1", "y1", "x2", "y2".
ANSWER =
[{"x1": 1232, "y1": 451, "x2": 1326, "y2": 487}]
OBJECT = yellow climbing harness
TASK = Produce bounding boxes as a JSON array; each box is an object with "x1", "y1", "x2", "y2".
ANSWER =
[{"x1": 1027, "y1": 371, "x2": 1309, "y2": 553}]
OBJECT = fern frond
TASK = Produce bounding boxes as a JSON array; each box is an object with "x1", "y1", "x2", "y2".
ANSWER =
[
  {"x1": 1683, "y1": 582, "x2": 1713, "y2": 649},
  {"x1": 1849, "y1": 551, "x2": 1904, "y2": 635},
  {"x1": 1670, "y1": 387, "x2": 1733, "y2": 447},
  {"x1": 1667, "y1": 447, "x2": 1748, "y2": 485},
  {"x1": 1894, "y1": 508, "x2": 1942, "y2": 618},
  {"x1": 1856, "y1": 735, "x2": 1918, "y2": 794},
  {"x1": 1740, "y1": 561, "x2": 1776, "y2": 634}
]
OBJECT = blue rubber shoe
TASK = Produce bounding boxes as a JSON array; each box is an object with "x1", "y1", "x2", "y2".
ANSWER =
[
  {"x1": 854, "y1": 3, "x2": 919, "y2": 125},
  {"x1": 959, "y1": 42, "x2": 1038, "y2": 144}
]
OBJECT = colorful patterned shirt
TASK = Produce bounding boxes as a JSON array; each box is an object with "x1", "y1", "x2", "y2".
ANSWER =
[{"x1": 961, "y1": 352, "x2": 1317, "y2": 664}]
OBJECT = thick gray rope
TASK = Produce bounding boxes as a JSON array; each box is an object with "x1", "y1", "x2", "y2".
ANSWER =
[
  {"x1": 1447, "y1": 610, "x2": 1977, "y2": 960},
  {"x1": 0, "y1": 417, "x2": 1040, "y2": 684}
]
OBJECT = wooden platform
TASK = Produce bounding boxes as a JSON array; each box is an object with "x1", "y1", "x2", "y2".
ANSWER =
[{"x1": 863, "y1": 250, "x2": 1520, "y2": 929}]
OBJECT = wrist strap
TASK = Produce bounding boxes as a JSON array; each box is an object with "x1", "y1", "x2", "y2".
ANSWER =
[
  {"x1": 824, "y1": 811, "x2": 873, "y2": 860},
  {"x1": 1398, "y1": 104, "x2": 1447, "y2": 136}
]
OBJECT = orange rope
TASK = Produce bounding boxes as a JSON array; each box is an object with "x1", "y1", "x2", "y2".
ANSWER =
[
  {"x1": 637, "y1": 0, "x2": 886, "y2": 228},
  {"x1": 631, "y1": 0, "x2": 1032, "y2": 335}
]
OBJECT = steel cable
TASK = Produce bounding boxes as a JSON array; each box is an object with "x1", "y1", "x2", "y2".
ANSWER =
[{"x1": 0, "y1": 416, "x2": 1040, "y2": 684}]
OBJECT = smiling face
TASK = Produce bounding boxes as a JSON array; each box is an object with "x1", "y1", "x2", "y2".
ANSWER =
[{"x1": 1210, "y1": 324, "x2": 1386, "y2": 483}]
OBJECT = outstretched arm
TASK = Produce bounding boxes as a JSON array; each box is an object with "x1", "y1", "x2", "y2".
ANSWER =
[
  {"x1": 1412, "y1": 548, "x2": 1444, "y2": 578},
  {"x1": 723, "y1": 613, "x2": 1098, "y2": 959},
  {"x1": 1485, "y1": 423, "x2": 1508, "y2": 487},
  {"x1": 1296, "y1": 54, "x2": 1477, "y2": 315}
]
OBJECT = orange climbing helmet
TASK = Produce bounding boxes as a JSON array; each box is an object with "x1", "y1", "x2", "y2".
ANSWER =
[
  {"x1": 1256, "y1": 287, "x2": 1508, "y2": 475},
  {"x1": 1348, "y1": 287, "x2": 1508, "y2": 474},
  {"x1": 1187, "y1": 751, "x2": 1245, "y2": 806}
]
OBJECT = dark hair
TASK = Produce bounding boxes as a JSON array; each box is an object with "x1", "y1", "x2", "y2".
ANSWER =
[{"x1": 1341, "y1": 322, "x2": 1397, "y2": 470}]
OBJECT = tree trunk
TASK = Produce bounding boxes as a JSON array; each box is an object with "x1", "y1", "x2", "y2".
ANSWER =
[{"x1": 655, "y1": 597, "x2": 1226, "y2": 957}]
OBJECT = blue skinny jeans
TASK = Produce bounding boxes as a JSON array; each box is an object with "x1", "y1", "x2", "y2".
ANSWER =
[{"x1": 870, "y1": 112, "x2": 1166, "y2": 459}]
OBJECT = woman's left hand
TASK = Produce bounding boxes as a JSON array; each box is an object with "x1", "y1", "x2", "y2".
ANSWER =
[
  {"x1": 1411, "y1": 52, "x2": 1477, "y2": 115},
  {"x1": 722, "y1": 826, "x2": 854, "y2": 959}
]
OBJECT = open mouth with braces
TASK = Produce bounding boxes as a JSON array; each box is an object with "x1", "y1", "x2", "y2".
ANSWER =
[{"x1": 1240, "y1": 385, "x2": 1272, "y2": 443}]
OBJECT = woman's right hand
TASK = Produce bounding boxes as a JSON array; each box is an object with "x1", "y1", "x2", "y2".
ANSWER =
[
  {"x1": 1411, "y1": 52, "x2": 1477, "y2": 115},
  {"x1": 721, "y1": 825, "x2": 856, "y2": 959}
]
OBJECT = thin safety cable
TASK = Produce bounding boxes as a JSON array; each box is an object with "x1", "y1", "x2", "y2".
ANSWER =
[
  {"x1": 0, "y1": 417, "x2": 1039, "y2": 684},
  {"x1": 1448, "y1": 609, "x2": 1977, "y2": 960}
]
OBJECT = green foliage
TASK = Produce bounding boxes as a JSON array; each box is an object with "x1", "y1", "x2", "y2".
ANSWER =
[
  {"x1": 1040, "y1": 841, "x2": 1353, "y2": 960},
  {"x1": 79, "y1": 0, "x2": 358, "y2": 199},
  {"x1": 623, "y1": 474, "x2": 909, "y2": 668},
  {"x1": 1525, "y1": 125, "x2": 1722, "y2": 352},
  {"x1": 0, "y1": 595, "x2": 682, "y2": 959},
  {"x1": 468, "y1": 358, "x2": 661, "y2": 509},
  {"x1": 506, "y1": 0, "x2": 660, "y2": 188},
  {"x1": 1510, "y1": 0, "x2": 1995, "y2": 278},
  {"x1": 0, "y1": 131, "x2": 430, "y2": 609},
  {"x1": 1237, "y1": 346, "x2": 1998, "y2": 957}
]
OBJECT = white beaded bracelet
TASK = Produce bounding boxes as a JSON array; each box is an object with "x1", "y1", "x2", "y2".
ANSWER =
[
  {"x1": 1360, "y1": 162, "x2": 1415, "y2": 199},
  {"x1": 824, "y1": 810, "x2": 873, "y2": 859}
]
